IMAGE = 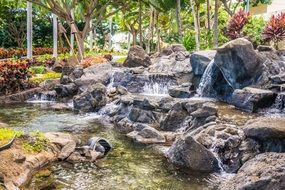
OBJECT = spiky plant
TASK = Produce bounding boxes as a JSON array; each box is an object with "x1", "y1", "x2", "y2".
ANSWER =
[{"x1": 263, "y1": 12, "x2": 285, "y2": 46}]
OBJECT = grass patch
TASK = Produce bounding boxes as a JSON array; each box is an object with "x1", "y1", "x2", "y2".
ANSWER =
[
  {"x1": 0, "y1": 128, "x2": 23, "y2": 146},
  {"x1": 116, "y1": 56, "x2": 127, "y2": 63},
  {"x1": 30, "y1": 71, "x2": 61, "y2": 85},
  {"x1": 28, "y1": 66, "x2": 46, "y2": 74},
  {"x1": 22, "y1": 131, "x2": 48, "y2": 153}
]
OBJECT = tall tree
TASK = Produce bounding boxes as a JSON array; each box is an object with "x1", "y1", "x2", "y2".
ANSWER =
[
  {"x1": 206, "y1": 0, "x2": 211, "y2": 31},
  {"x1": 176, "y1": 0, "x2": 182, "y2": 39},
  {"x1": 213, "y1": 0, "x2": 219, "y2": 48},
  {"x1": 189, "y1": 0, "x2": 200, "y2": 50},
  {"x1": 27, "y1": 2, "x2": 33, "y2": 59},
  {"x1": 28, "y1": 0, "x2": 128, "y2": 61}
]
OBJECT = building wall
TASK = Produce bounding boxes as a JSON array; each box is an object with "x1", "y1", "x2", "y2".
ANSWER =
[{"x1": 250, "y1": 0, "x2": 285, "y2": 19}]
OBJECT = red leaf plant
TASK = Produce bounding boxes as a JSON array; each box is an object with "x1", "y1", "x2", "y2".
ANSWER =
[
  {"x1": 263, "y1": 12, "x2": 285, "y2": 45},
  {"x1": 225, "y1": 9, "x2": 250, "y2": 40}
]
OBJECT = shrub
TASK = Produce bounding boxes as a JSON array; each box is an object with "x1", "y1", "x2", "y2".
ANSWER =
[
  {"x1": 243, "y1": 16, "x2": 266, "y2": 46},
  {"x1": 28, "y1": 66, "x2": 46, "y2": 74},
  {"x1": 0, "y1": 60, "x2": 33, "y2": 95},
  {"x1": 22, "y1": 131, "x2": 48, "y2": 153},
  {"x1": 30, "y1": 71, "x2": 61, "y2": 85},
  {"x1": 0, "y1": 128, "x2": 23, "y2": 146},
  {"x1": 263, "y1": 12, "x2": 285, "y2": 47},
  {"x1": 225, "y1": 9, "x2": 250, "y2": 40}
]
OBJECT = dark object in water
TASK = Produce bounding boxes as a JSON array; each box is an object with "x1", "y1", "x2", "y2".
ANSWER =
[
  {"x1": 0, "y1": 135, "x2": 15, "y2": 152},
  {"x1": 88, "y1": 137, "x2": 112, "y2": 156}
]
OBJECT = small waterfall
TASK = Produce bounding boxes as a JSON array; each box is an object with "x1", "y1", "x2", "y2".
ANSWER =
[
  {"x1": 197, "y1": 60, "x2": 215, "y2": 97},
  {"x1": 27, "y1": 93, "x2": 55, "y2": 103},
  {"x1": 142, "y1": 82, "x2": 169, "y2": 96}
]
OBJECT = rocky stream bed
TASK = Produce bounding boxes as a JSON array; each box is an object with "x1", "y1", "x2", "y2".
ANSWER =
[{"x1": 0, "y1": 38, "x2": 285, "y2": 190}]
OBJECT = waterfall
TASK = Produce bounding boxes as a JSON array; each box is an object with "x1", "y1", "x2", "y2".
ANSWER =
[
  {"x1": 197, "y1": 60, "x2": 215, "y2": 97},
  {"x1": 142, "y1": 81, "x2": 169, "y2": 96},
  {"x1": 27, "y1": 93, "x2": 55, "y2": 103}
]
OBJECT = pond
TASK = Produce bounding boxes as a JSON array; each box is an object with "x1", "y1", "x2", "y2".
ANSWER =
[{"x1": 0, "y1": 103, "x2": 212, "y2": 190}]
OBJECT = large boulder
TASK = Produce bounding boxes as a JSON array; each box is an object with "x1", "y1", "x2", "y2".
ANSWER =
[
  {"x1": 123, "y1": 46, "x2": 151, "y2": 67},
  {"x1": 220, "y1": 153, "x2": 285, "y2": 190},
  {"x1": 215, "y1": 38, "x2": 264, "y2": 89},
  {"x1": 166, "y1": 134, "x2": 220, "y2": 172},
  {"x1": 149, "y1": 45, "x2": 191, "y2": 74},
  {"x1": 190, "y1": 50, "x2": 216, "y2": 76},
  {"x1": 229, "y1": 87, "x2": 277, "y2": 112},
  {"x1": 74, "y1": 63, "x2": 113, "y2": 92},
  {"x1": 73, "y1": 83, "x2": 107, "y2": 112},
  {"x1": 244, "y1": 117, "x2": 285, "y2": 140},
  {"x1": 198, "y1": 38, "x2": 266, "y2": 101}
]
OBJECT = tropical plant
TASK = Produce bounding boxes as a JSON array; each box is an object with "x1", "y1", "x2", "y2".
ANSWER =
[
  {"x1": 263, "y1": 12, "x2": 285, "y2": 47},
  {"x1": 0, "y1": 60, "x2": 32, "y2": 95},
  {"x1": 225, "y1": 9, "x2": 249, "y2": 40},
  {"x1": 243, "y1": 16, "x2": 266, "y2": 46}
]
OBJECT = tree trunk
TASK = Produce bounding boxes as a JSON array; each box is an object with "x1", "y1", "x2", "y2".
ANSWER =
[
  {"x1": 27, "y1": 2, "x2": 33, "y2": 59},
  {"x1": 139, "y1": 0, "x2": 143, "y2": 46},
  {"x1": 127, "y1": 32, "x2": 131, "y2": 50},
  {"x1": 132, "y1": 30, "x2": 137, "y2": 46},
  {"x1": 176, "y1": 0, "x2": 182, "y2": 39},
  {"x1": 206, "y1": 0, "x2": 211, "y2": 31},
  {"x1": 147, "y1": 7, "x2": 155, "y2": 54},
  {"x1": 52, "y1": 13, "x2": 58, "y2": 58},
  {"x1": 189, "y1": 0, "x2": 200, "y2": 51},
  {"x1": 213, "y1": 0, "x2": 219, "y2": 48},
  {"x1": 89, "y1": 20, "x2": 94, "y2": 50},
  {"x1": 70, "y1": 9, "x2": 75, "y2": 55}
]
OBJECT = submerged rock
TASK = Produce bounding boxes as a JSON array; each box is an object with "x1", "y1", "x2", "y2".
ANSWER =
[
  {"x1": 127, "y1": 126, "x2": 166, "y2": 144},
  {"x1": 220, "y1": 153, "x2": 285, "y2": 190},
  {"x1": 166, "y1": 134, "x2": 220, "y2": 172},
  {"x1": 168, "y1": 85, "x2": 194, "y2": 98},
  {"x1": 123, "y1": 46, "x2": 151, "y2": 67}
]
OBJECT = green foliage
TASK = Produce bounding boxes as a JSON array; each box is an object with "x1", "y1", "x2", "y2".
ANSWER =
[
  {"x1": 243, "y1": 16, "x2": 266, "y2": 46},
  {"x1": 250, "y1": 0, "x2": 272, "y2": 7},
  {"x1": 0, "y1": 128, "x2": 23, "y2": 145},
  {"x1": 28, "y1": 66, "x2": 46, "y2": 74},
  {"x1": 182, "y1": 31, "x2": 196, "y2": 51},
  {"x1": 22, "y1": 131, "x2": 48, "y2": 153},
  {"x1": 116, "y1": 56, "x2": 127, "y2": 63},
  {"x1": 30, "y1": 71, "x2": 62, "y2": 85}
]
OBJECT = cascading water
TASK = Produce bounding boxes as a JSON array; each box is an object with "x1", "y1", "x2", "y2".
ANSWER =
[
  {"x1": 142, "y1": 74, "x2": 175, "y2": 96},
  {"x1": 142, "y1": 81, "x2": 170, "y2": 96},
  {"x1": 27, "y1": 93, "x2": 55, "y2": 103},
  {"x1": 197, "y1": 60, "x2": 215, "y2": 97}
]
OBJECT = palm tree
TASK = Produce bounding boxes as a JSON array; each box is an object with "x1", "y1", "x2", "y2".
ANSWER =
[
  {"x1": 176, "y1": 0, "x2": 182, "y2": 39},
  {"x1": 189, "y1": 0, "x2": 200, "y2": 50},
  {"x1": 213, "y1": 0, "x2": 219, "y2": 48},
  {"x1": 27, "y1": 1, "x2": 32, "y2": 59}
]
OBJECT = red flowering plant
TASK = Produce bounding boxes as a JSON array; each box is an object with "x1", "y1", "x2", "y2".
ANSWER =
[
  {"x1": 0, "y1": 60, "x2": 33, "y2": 95},
  {"x1": 263, "y1": 12, "x2": 285, "y2": 47},
  {"x1": 225, "y1": 9, "x2": 250, "y2": 40}
]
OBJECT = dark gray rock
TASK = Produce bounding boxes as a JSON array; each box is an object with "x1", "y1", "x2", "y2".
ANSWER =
[
  {"x1": 127, "y1": 126, "x2": 166, "y2": 144},
  {"x1": 220, "y1": 153, "x2": 285, "y2": 190},
  {"x1": 160, "y1": 102, "x2": 189, "y2": 131},
  {"x1": 166, "y1": 134, "x2": 220, "y2": 172},
  {"x1": 54, "y1": 83, "x2": 78, "y2": 98},
  {"x1": 215, "y1": 38, "x2": 264, "y2": 90},
  {"x1": 190, "y1": 50, "x2": 216, "y2": 76},
  {"x1": 123, "y1": 46, "x2": 151, "y2": 67},
  {"x1": 257, "y1": 45, "x2": 275, "y2": 52},
  {"x1": 270, "y1": 73, "x2": 285, "y2": 84},
  {"x1": 244, "y1": 117, "x2": 285, "y2": 140},
  {"x1": 60, "y1": 75, "x2": 72, "y2": 84},
  {"x1": 73, "y1": 83, "x2": 107, "y2": 112},
  {"x1": 128, "y1": 107, "x2": 156, "y2": 124},
  {"x1": 168, "y1": 86, "x2": 194, "y2": 98},
  {"x1": 74, "y1": 63, "x2": 113, "y2": 92},
  {"x1": 229, "y1": 87, "x2": 277, "y2": 112}
]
